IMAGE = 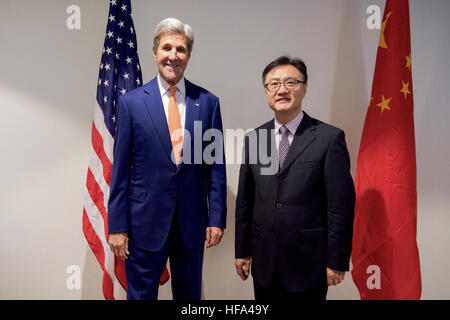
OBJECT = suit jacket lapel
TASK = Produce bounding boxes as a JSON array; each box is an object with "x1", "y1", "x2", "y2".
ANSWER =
[
  {"x1": 265, "y1": 119, "x2": 275, "y2": 163},
  {"x1": 176, "y1": 79, "x2": 201, "y2": 172},
  {"x1": 277, "y1": 112, "x2": 317, "y2": 176},
  {"x1": 142, "y1": 77, "x2": 174, "y2": 164}
]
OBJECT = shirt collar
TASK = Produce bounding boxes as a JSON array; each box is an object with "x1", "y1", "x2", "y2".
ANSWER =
[
  {"x1": 157, "y1": 73, "x2": 186, "y2": 97},
  {"x1": 274, "y1": 111, "x2": 304, "y2": 135}
]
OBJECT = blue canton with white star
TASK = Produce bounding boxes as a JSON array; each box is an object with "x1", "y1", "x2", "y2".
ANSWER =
[{"x1": 97, "y1": 0, "x2": 142, "y2": 137}]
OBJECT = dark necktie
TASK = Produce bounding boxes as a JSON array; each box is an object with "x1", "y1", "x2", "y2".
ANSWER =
[{"x1": 279, "y1": 125, "x2": 290, "y2": 168}]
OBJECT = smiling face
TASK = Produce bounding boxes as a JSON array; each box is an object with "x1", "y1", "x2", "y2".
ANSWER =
[
  {"x1": 264, "y1": 64, "x2": 307, "y2": 123},
  {"x1": 153, "y1": 32, "x2": 190, "y2": 85}
]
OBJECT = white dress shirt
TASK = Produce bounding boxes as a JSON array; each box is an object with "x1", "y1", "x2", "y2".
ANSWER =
[
  {"x1": 274, "y1": 111, "x2": 304, "y2": 153},
  {"x1": 157, "y1": 73, "x2": 186, "y2": 138}
]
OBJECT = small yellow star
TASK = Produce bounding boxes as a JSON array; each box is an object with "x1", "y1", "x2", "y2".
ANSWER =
[
  {"x1": 379, "y1": 12, "x2": 392, "y2": 49},
  {"x1": 368, "y1": 96, "x2": 374, "y2": 108},
  {"x1": 400, "y1": 81, "x2": 411, "y2": 99},
  {"x1": 405, "y1": 54, "x2": 412, "y2": 72},
  {"x1": 377, "y1": 95, "x2": 392, "y2": 113}
]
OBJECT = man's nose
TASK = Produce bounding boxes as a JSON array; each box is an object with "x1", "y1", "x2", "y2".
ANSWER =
[
  {"x1": 277, "y1": 82, "x2": 289, "y2": 94},
  {"x1": 169, "y1": 49, "x2": 178, "y2": 60}
]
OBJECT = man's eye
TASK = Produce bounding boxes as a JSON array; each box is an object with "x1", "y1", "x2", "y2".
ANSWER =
[
  {"x1": 286, "y1": 81, "x2": 297, "y2": 86},
  {"x1": 269, "y1": 82, "x2": 279, "y2": 87}
]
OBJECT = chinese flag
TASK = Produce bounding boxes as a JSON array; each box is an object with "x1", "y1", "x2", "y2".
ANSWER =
[{"x1": 351, "y1": 0, "x2": 421, "y2": 300}]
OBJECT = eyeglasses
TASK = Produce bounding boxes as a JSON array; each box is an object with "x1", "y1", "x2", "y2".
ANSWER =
[{"x1": 264, "y1": 79, "x2": 306, "y2": 92}]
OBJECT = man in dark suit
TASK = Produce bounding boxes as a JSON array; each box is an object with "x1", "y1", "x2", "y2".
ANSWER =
[
  {"x1": 235, "y1": 56, "x2": 355, "y2": 300},
  {"x1": 107, "y1": 17, "x2": 226, "y2": 300}
]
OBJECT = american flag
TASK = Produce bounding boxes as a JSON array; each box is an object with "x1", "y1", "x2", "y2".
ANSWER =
[{"x1": 82, "y1": 0, "x2": 169, "y2": 300}]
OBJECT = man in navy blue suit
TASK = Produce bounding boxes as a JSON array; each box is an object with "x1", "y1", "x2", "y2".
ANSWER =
[{"x1": 107, "y1": 17, "x2": 227, "y2": 300}]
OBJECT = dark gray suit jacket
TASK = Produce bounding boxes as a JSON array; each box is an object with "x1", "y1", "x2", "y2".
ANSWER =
[{"x1": 235, "y1": 112, "x2": 355, "y2": 292}]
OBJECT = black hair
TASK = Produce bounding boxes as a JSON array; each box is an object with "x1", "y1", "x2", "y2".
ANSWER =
[{"x1": 262, "y1": 55, "x2": 308, "y2": 84}]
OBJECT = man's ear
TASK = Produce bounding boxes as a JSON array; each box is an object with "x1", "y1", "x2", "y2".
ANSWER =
[{"x1": 152, "y1": 48, "x2": 156, "y2": 60}]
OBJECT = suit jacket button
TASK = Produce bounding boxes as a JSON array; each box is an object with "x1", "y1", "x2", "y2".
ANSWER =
[{"x1": 276, "y1": 203, "x2": 282, "y2": 209}]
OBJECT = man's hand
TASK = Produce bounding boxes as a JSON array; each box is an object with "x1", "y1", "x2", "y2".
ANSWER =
[
  {"x1": 235, "y1": 258, "x2": 251, "y2": 281},
  {"x1": 205, "y1": 227, "x2": 224, "y2": 248},
  {"x1": 108, "y1": 232, "x2": 129, "y2": 261},
  {"x1": 327, "y1": 267, "x2": 345, "y2": 286}
]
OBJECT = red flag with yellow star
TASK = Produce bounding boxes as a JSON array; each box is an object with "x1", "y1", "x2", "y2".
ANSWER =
[{"x1": 351, "y1": 0, "x2": 421, "y2": 299}]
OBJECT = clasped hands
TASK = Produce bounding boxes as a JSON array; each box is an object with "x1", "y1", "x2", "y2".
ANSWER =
[
  {"x1": 108, "y1": 227, "x2": 224, "y2": 261},
  {"x1": 235, "y1": 258, "x2": 345, "y2": 286}
]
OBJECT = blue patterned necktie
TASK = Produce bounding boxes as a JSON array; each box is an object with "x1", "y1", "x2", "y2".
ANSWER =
[{"x1": 279, "y1": 125, "x2": 290, "y2": 168}]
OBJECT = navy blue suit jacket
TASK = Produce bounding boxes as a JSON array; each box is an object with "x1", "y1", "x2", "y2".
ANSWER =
[{"x1": 108, "y1": 76, "x2": 227, "y2": 251}]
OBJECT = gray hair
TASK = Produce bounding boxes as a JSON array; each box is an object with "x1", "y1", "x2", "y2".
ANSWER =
[{"x1": 153, "y1": 17, "x2": 194, "y2": 54}]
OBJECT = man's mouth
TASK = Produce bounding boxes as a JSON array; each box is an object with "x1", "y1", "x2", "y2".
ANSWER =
[
  {"x1": 165, "y1": 64, "x2": 180, "y2": 71},
  {"x1": 276, "y1": 97, "x2": 291, "y2": 103}
]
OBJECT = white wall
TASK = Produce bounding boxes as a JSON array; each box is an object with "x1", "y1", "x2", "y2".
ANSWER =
[{"x1": 0, "y1": 0, "x2": 449, "y2": 299}]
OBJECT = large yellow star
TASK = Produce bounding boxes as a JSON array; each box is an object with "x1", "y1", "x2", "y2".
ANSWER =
[
  {"x1": 405, "y1": 54, "x2": 412, "y2": 72},
  {"x1": 377, "y1": 95, "x2": 392, "y2": 113},
  {"x1": 379, "y1": 12, "x2": 392, "y2": 49},
  {"x1": 400, "y1": 81, "x2": 411, "y2": 99}
]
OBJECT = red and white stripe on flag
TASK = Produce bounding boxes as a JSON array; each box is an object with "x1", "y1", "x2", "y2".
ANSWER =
[{"x1": 83, "y1": 101, "x2": 127, "y2": 300}]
